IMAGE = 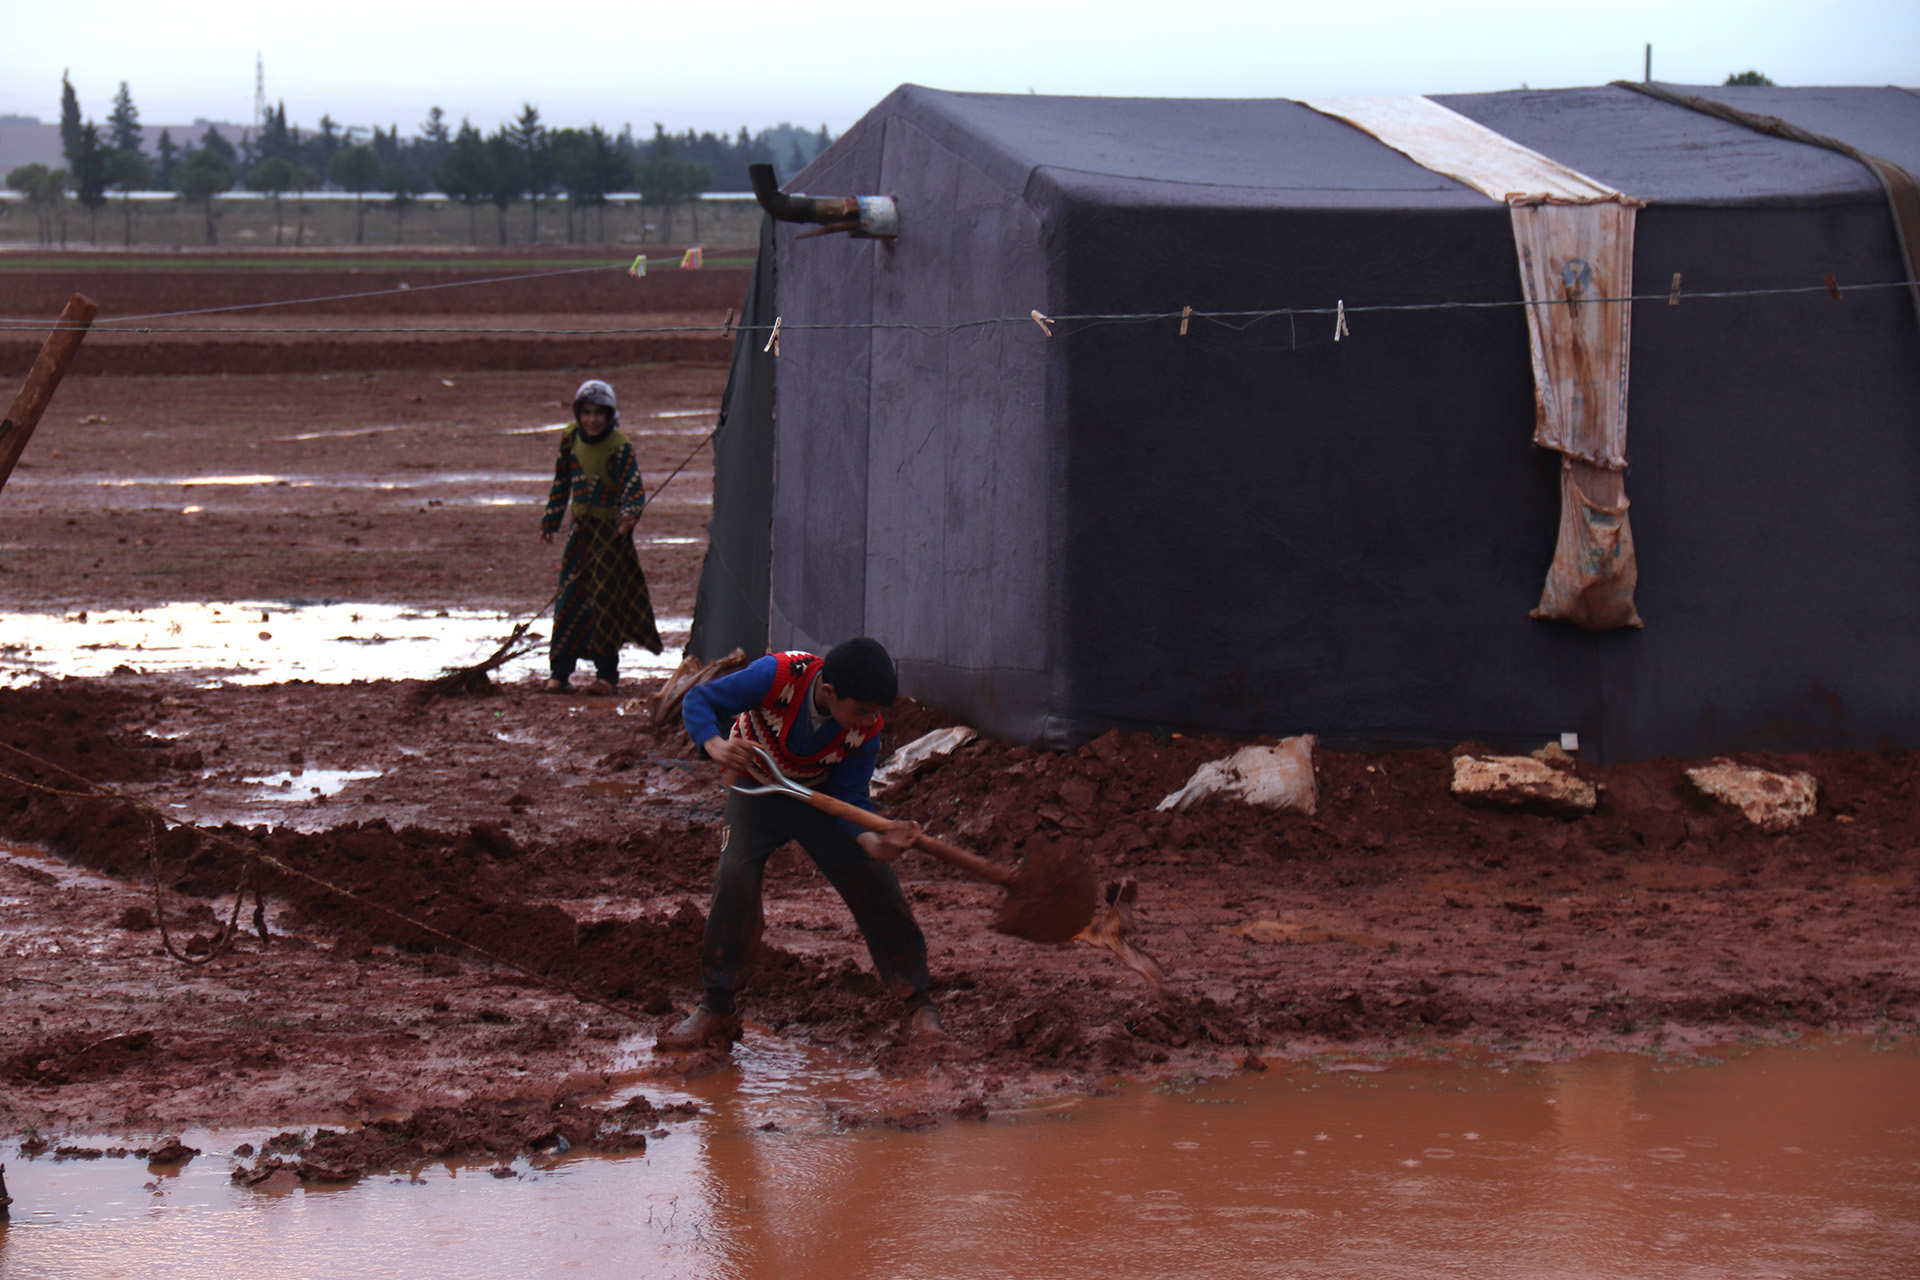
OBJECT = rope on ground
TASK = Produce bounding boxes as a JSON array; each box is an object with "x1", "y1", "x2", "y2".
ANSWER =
[{"x1": 0, "y1": 740, "x2": 652, "y2": 1024}]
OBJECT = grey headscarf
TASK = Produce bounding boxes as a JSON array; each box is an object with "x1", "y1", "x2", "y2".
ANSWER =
[{"x1": 572, "y1": 379, "x2": 619, "y2": 431}]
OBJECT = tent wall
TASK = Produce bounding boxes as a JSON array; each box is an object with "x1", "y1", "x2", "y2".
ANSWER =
[
  {"x1": 770, "y1": 121, "x2": 880, "y2": 656},
  {"x1": 755, "y1": 84, "x2": 1920, "y2": 761},
  {"x1": 688, "y1": 215, "x2": 777, "y2": 662},
  {"x1": 865, "y1": 117, "x2": 1055, "y2": 738},
  {"x1": 1044, "y1": 195, "x2": 1590, "y2": 749},
  {"x1": 1599, "y1": 199, "x2": 1920, "y2": 757},
  {"x1": 771, "y1": 106, "x2": 1058, "y2": 741},
  {"x1": 1447, "y1": 87, "x2": 1920, "y2": 757}
]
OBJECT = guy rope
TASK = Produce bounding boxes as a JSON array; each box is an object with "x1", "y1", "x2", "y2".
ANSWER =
[{"x1": 0, "y1": 739, "x2": 651, "y2": 1023}]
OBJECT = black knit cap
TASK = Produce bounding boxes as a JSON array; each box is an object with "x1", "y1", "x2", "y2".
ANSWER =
[{"x1": 821, "y1": 637, "x2": 898, "y2": 706}]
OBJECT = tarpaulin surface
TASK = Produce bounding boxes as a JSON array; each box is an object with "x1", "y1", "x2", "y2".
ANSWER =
[
  {"x1": 688, "y1": 215, "x2": 777, "y2": 662},
  {"x1": 1302, "y1": 96, "x2": 1642, "y2": 628},
  {"x1": 1616, "y1": 82, "x2": 1920, "y2": 327},
  {"x1": 741, "y1": 84, "x2": 1920, "y2": 761},
  {"x1": 1302, "y1": 95, "x2": 1616, "y2": 201}
]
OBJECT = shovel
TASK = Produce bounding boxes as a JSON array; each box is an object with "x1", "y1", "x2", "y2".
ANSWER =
[{"x1": 730, "y1": 744, "x2": 1096, "y2": 944}]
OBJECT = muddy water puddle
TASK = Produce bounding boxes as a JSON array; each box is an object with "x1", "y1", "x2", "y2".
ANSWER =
[
  {"x1": 240, "y1": 768, "x2": 384, "y2": 801},
  {"x1": 0, "y1": 602, "x2": 691, "y2": 686},
  {"x1": 3, "y1": 1040, "x2": 1915, "y2": 1278}
]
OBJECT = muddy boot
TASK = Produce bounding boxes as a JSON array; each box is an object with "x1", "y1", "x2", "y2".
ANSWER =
[
  {"x1": 908, "y1": 1003, "x2": 945, "y2": 1040},
  {"x1": 656, "y1": 1003, "x2": 742, "y2": 1051},
  {"x1": 585, "y1": 678, "x2": 615, "y2": 697},
  {"x1": 541, "y1": 678, "x2": 568, "y2": 693}
]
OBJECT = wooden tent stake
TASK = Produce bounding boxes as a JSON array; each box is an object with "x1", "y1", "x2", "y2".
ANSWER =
[{"x1": 0, "y1": 293, "x2": 98, "y2": 498}]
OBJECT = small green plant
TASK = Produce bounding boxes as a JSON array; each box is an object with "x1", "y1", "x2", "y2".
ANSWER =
[{"x1": 1153, "y1": 1069, "x2": 1205, "y2": 1094}]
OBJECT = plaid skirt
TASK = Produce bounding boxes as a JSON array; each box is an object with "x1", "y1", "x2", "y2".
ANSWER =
[{"x1": 550, "y1": 517, "x2": 662, "y2": 662}]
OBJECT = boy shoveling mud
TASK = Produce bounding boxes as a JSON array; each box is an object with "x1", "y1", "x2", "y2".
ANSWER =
[
  {"x1": 538, "y1": 379, "x2": 663, "y2": 694},
  {"x1": 659, "y1": 638, "x2": 940, "y2": 1049}
]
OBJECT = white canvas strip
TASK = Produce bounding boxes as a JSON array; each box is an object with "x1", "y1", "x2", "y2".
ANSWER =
[
  {"x1": 1304, "y1": 94, "x2": 1644, "y2": 629},
  {"x1": 1510, "y1": 199, "x2": 1635, "y2": 466},
  {"x1": 1301, "y1": 95, "x2": 1622, "y2": 203}
]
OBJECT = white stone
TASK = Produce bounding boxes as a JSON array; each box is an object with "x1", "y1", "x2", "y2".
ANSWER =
[
  {"x1": 1450, "y1": 754, "x2": 1597, "y2": 814},
  {"x1": 1685, "y1": 759, "x2": 1818, "y2": 831},
  {"x1": 1156, "y1": 736, "x2": 1317, "y2": 815}
]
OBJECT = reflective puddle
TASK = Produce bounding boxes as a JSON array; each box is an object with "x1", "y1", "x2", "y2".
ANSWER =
[
  {"x1": 2, "y1": 1039, "x2": 1915, "y2": 1278},
  {"x1": 241, "y1": 768, "x2": 384, "y2": 800},
  {"x1": 0, "y1": 603, "x2": 692, "y2": 686}
]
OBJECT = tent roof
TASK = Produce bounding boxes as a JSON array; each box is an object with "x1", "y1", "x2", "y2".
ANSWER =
[
  {"x1": 863, "y1": 83, "x2": 1905, "y2": 210},
  {"x1": 872, "y1": 88, "x2": 1484, "y2": 209},
  {"x1": 1435, "y1": 85, "x2": 1891, "y2": 205},
  {"x1": 1691, "y1": 84, "x2": 1920, "y2": 175}
]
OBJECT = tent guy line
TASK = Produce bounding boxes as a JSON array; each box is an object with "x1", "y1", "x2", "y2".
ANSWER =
[
  {"x1": 0, "y1": 279, "x2": 1907, "y2": 338},
  {"x1": 16, "y1": 262, "x2": 629, "y2": 328}
]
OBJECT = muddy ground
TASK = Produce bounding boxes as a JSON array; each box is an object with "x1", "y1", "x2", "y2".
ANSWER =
[
  {"x1": 0, "y1": 249, "x2": 741, "y2": 377},
  {"x1": 1, "y1": 253, "x2": 1917, "y2": 1175}
]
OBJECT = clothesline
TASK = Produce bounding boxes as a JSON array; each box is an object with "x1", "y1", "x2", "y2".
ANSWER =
[{"x1": 0, "y1": 278, "x2": 1908, "y2": 340}]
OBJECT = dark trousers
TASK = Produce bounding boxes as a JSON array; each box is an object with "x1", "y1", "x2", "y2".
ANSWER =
[
  {"x1": 701, "y1": 789, "x2": 931, "y2": 1010},
  {"x1": 550, "y1": 649, "x2": 619, "y2": 685}
]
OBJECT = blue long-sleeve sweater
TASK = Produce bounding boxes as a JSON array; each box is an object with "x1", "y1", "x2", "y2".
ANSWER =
[{"x1": 682, "y1": 655, "x2": 881, "y2": 833}]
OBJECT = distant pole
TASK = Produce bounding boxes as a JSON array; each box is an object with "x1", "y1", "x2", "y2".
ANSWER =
[{"x1": 1644, "y1": 43, "x2": 1652, "y2": 83}]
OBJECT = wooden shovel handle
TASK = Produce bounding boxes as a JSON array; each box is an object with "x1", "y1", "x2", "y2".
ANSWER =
[{"x1": 799, "y1": 789, "x2": 1016, "y2": 886}]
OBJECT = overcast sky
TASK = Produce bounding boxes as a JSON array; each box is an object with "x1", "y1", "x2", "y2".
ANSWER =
[{"x1": 4, "y1": 0, "x2": 1914, "y2": 138}]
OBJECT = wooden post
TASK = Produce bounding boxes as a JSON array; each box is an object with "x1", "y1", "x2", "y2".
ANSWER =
[{"x1": 0, "y1": 292, "x2": 98, "y2": 497}]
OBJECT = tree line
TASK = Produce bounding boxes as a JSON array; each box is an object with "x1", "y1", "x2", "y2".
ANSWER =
[{"x1": 5, "y1": 75, "x2": 833, "y2": 246}]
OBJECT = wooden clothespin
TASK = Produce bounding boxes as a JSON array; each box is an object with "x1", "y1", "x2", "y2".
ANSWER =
[
  {"x1": 1180, "y1": 305, "x2": 1192, "y2": 337},
  {"x1": 1333, "y1": 299, "x2": 1349, "y2": 342},
  {"x1": 722, "y1": 307, "x2": 735, "y2": 340},
  {"x1": 1030, "y1": 310, "x2": 1053, "y2": 337},
  {"x1": 764, "y1": 316, "x2": 782, "y2": 356},
  {"x1": 1825, "y1": 272, "x2": 1843, "y2": 302},
  {"x1": 1668, "y1": 273, "x2": 1683, "y2": 307}
]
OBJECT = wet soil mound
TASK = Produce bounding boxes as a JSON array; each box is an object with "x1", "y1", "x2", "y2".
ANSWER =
[
  {"x1": 236, "y1": 1093, "x2": 687, "y2": 1183},
  {"x1": 0, "y1": 682, "x2": 842, "y2": 1018},
  {"x1": 5, "y1": 1029, "x2": 157, "y2": 1087},
  {"x1": 0, "y1": 682, "x2": 174, "y2": 787},
  {"x1": 3, "y1": 677, "x2": 1918, "y2": 1114}
]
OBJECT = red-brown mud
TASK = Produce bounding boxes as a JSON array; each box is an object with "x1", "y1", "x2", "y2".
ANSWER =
[
  {"x1": 4, "y1": 675, "x2": 1917, "y2": 1151},
  {"x1": 0, "y1": 251, "x2": 746, "y2": 376},
  {"x1": 0, "y1": 365, "x2": 723, "y2": 613},
  {"x1": 1, "y1": 253, "x2": 1915, "y2": 1158}
]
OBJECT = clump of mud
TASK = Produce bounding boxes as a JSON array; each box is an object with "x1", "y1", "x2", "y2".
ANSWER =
[
  {"x1": 991, "y1": 840, "x2": 1097, "y2": 943},
  {"x1": 230, "y1": 1093, "x2": 696, "y2": 1184}
]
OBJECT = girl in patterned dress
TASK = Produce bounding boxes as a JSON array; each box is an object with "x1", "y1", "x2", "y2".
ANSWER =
[{"x1": 538, "y1": 379, "x2": 662, "y2": 693}]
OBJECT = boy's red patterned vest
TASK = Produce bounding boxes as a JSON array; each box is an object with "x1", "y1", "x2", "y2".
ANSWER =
[{"x1": 729, "y1": 651, "x2": 882, "y2": 783}]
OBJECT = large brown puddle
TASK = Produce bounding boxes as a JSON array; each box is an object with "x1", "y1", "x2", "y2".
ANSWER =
[{"x1": 4, "y1": 1038, "x2": 1915, "y2": 1278}]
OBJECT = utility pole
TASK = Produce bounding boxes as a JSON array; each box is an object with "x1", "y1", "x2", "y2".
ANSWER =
[
  {"x1": 254, "y1": 53, "x2": 266, "y2": 133},
  {"x1": 1644, "y1": 43, "x2": 1652, "y2": 83}
]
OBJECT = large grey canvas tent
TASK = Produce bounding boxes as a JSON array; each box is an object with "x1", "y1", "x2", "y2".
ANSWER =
[{"x1": 689, "y1": 83, "x2": 1920, "y2": 762}]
